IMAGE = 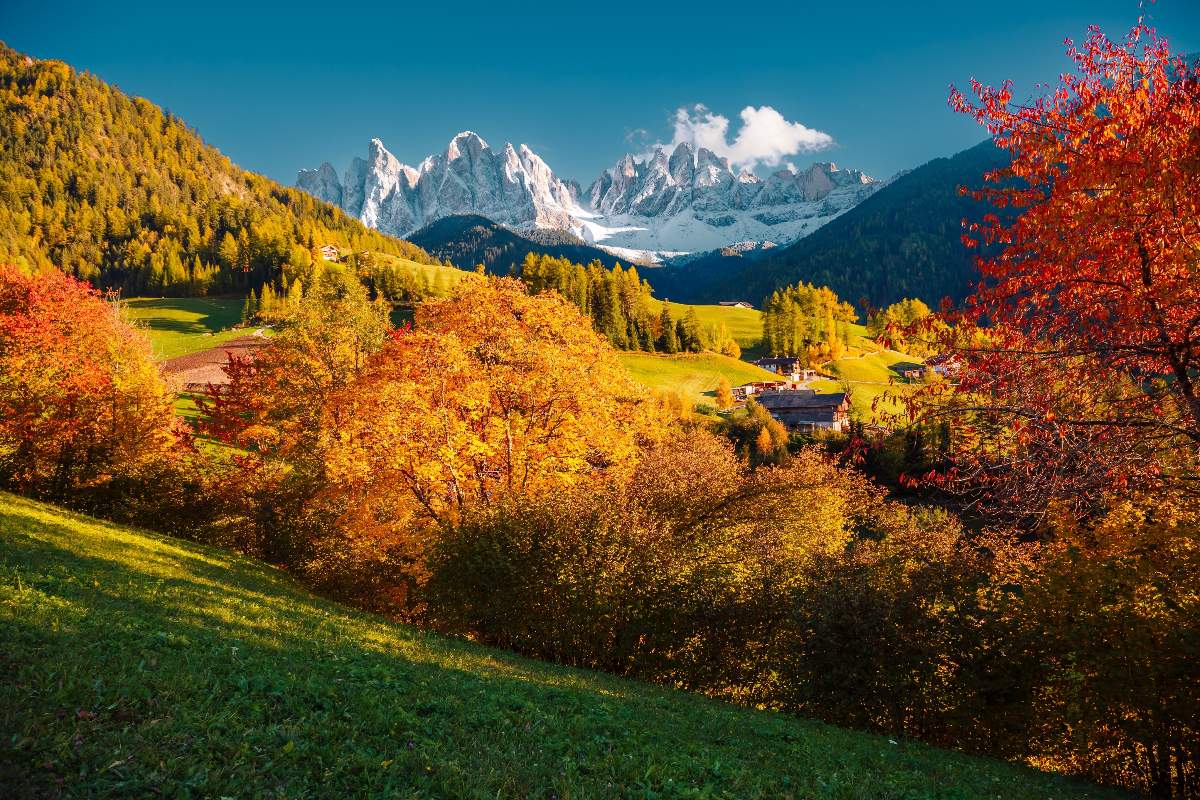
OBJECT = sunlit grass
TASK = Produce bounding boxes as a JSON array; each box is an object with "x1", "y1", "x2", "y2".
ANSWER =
[
  {"x1": 123, "y1": 297, "x2": 246, "y2": 361},
  {"x1": 618, "y1": 352, "x2": 779, "y2": 406},
  {"x1": 646, "y1": 300, "x2": 764, "y2": 356},
  {"x1": 818, "y1": 349, "x2": 924, "y2": 422},
  {"x1": 0, "y1": 493, "x2": 1125, "y2": 799}
]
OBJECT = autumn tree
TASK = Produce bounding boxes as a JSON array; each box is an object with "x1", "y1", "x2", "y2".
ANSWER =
[
  {"x1": 205, "y1": 267, "x2": 390, "y2": 460},
  {"x1": 926, "y1": 25, "x2": 1200, "y2": 520},
  {"x1": 0, "y1": 265, "x2": 182, "y2": 499},
  {"x1": 715, "y1": 377, "x2": 734, "y2": 410},
  {"x1": 320, "y1": 278, "x2": 663, "y2": 537}
]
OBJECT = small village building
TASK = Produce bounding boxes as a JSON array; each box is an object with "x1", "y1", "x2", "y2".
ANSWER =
[
  {"x1": 926, "y1": 354, "x2": 962, "y2": 378},
  {"x1": 731, "y1": 379, "x2": 795, "y2": 402},
  {"x1": 718, "y1": 300, "x2": 754, "y2": 309},
  {"x1": 751, "y1": 357, "x2": 820, "y2": 383},
  {"x1": 319, "y1": 244, "x2": 342, "y2": 262},
  {"x1": 902, "y1": 355, "x2": 962, "y2": 381},
  {"x1": 756, "y1": 389, "x2": 851, "y2": 433}
]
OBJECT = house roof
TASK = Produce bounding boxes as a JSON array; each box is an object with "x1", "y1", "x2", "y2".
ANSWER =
[
  {"x1": 753, "y1": 357, "x2": 802, "y2": 368},
  {"x1": 757, "y1": 390, "x2": 848, "y2": 410}
]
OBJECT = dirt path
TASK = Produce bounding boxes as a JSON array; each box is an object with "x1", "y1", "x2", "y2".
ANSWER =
[{"x1": 160, "y1": 334, "x2": 266, "y2": 391}]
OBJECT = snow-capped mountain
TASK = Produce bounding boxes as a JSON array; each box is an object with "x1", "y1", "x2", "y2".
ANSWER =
[
  {"x1": 298, "y1": 132, "x2": 580, "y2": 237},
  {"x1": 297, "y1": 133, "x2": 880, "y2": 258}
]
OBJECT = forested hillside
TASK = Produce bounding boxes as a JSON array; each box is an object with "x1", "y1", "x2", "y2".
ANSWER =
[
  {"x1": 707, "y1": 140, "x2": 1011, "y2": 309},
  {"x1": 408, "y1": 214, "x2": 629, "y2": 274},
  {"x1": 0, "y1": 43, "x2": 439, "y2": 295}
]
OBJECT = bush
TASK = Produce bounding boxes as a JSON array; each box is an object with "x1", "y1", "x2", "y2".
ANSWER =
[{"x1": 424, "y1": 428, "x2": 874, "y2": 688}]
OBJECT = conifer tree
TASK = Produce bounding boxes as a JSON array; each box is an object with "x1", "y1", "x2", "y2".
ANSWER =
[
  {"x1": 242, "y1": 289, "x2": 258, "y2": 324},
  {"x1": 659, "y1": 305, "x2": 679, "y2": 353}
]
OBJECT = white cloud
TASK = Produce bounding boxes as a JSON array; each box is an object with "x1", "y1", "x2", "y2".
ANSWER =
[{"x1": 661, "y1": 104, "x2": 834, "y2": 172}]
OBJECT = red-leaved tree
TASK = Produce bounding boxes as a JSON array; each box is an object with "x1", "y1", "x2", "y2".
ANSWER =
[
  {"x1": 922, "y1": 25, "x2": 1200, "y2": 521},
  {"x1": 0, "y1": 265, "x2": 183, "y2": 500}
]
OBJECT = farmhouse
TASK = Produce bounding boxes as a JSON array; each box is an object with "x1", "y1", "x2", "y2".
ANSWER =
[
  {"x1": 751, "y1": 356, "x2": 820, "y2": 382},
  {"x1": 718, "y1": 300, "x2": 754, "y2": 309},
  {"x1": 319, "y1": 244, "x2": 342, "y2": 262},
  {"x1": 756, "y1": 389, "x2": 851, "y2": 432},
  {"x1": 732, "y1": 379, "x2": 794, "y2": 402},
  {"x1": 902, "y1": 354, "x2": 962, "y2": 381}
]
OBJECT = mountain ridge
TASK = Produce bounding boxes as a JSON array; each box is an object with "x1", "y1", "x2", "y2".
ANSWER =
[
  {"x1": 406, "y1": 214, "x2": 631, "y2": 275},
  {"x1": 297, "y1": 133, "x2": 881, "y2": 257}
]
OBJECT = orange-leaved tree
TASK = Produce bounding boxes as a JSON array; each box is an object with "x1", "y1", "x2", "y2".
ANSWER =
[
  {"x1": 0, "y1": 265, "x2": 182, "y2": 499},
  {"x1": 929, "y1": 25, "x2": 1200, "y2": 520},
  {"x1": 200, "y1": 269, "x2": 391, "y2": 561},
  {"x1": 321, "y1": 277, "x2": 663, "y2": 534}
]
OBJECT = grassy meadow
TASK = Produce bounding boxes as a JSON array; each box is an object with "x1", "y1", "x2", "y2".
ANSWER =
[
  {"x1": 0, "y1": 493, "x2": 1128, "y2": 800},
  {"x1": 814, "y1": 350, "x2": 922, "y2": 422},
  {"x1": 372, "y1": 253, "x2": 474, "y2": 295},
  {"x1": 123, "y1": 297, "x2": 247, "y2": 361},
  {"x1": 647, "y1": 299, "x2": 766, "y2": 356},
  {"x1": 617, "y1": 352, "x2": 779, "y2": 407}
]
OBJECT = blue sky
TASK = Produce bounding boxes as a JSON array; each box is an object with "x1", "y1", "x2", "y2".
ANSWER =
[{"x1": 3, "y1": 0, "x2": 1198, "y2": 186}]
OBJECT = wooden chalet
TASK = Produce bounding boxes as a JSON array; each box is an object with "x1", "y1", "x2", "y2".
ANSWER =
[
  {"x1": 756, "y1": 389, "x2": 851, "y2": 432},
  {"x1": 751, "y1": 356, "x2": 820, "y2": 382}
]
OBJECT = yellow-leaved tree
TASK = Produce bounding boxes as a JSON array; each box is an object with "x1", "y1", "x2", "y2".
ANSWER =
[{"x1": 321, "y1": 278, "x2": 662, "y2": 534}]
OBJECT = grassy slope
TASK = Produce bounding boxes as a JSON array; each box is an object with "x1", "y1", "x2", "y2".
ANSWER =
[
  {"x1": 647, "y1": 300, "x2": 764, "y2": 355},
  {"x1": 372, "y1": 253, "x2": 474, "y2": 295},
  {"x1": 123, "y1": 297, "x2": 246, "y2": 361},
  {"x1": 618, "y1": 352, "x2": 779, "y2": 406},
  {"x1": 815, "y1": 350, "x2": 923, "y2": 421},
  {"x1": 0, "y1": 494, "x2": 1125, "y2": 800}
]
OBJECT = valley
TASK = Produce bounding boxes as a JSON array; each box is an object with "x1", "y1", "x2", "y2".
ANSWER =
[{"x1": 3, "y1": 12, "x2": 1197, "y2": 797}]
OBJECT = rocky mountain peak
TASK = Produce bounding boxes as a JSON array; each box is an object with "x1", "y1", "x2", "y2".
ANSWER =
[{"x1": 297, "y1": 131, "x2": 881, "y2": 259}]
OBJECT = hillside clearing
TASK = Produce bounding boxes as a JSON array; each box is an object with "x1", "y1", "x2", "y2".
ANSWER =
[
  {"x1": 123, "y1": 297, "x2": 246, "y2": 361},
  {"x1": 817, "y1": 350, "x2": 923, "y2": 422},
  {"x1": 0, "y1": 494, "x2": 1126, "y2": 799},
  {"x1": 647, "y1": 300, "x2": 764, "y2": 355},
  {"x1": 618, "y1": 352, "x2": 779, "y2": 406},
  {"x1": 371, "y1": 253, "x2": 474, "y2": 295}
]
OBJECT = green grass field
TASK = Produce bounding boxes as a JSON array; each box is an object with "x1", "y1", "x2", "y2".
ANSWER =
[
  {"x1": 372, "y1": 253, "x2": 474, "y2": 296},
  {"x1": 123, "y1": 297, "x2": 246, "y2": 361},
  {"x1": 618, "y1": 352, "x2": 779, "y2": 406},
  {"x1": 817, "y1": 350, "x2": 923, "y2": 422},
  {"x1": 647, "y1": 300, "x2": 765, "y2": 356},
  {"x1": 0, "y1": 493, "x2": 1126, "y2": 799}
]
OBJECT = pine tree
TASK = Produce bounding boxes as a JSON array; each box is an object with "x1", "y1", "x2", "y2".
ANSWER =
[
  {"x1": 659, "y1": 305, "x2": 679, "y2": 353},
  {"x1": 242, "y1": 289, "x2": 259, "y2": 324},
  {"x1": 679, "y1": 307, "x2": 703, "y2": 352}
]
